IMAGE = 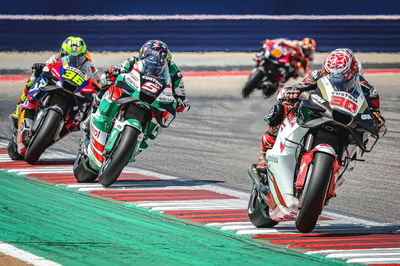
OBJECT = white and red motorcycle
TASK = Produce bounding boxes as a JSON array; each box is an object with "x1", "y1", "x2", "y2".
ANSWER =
[{"x1": 247, "y1": 75, "x2": 382, "y2": 233}]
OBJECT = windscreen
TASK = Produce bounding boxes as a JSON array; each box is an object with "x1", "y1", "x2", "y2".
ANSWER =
[
  {"x1": 67, "y1": 55, "x2": 86, "y2": 69},
  {"x1": 328, "y1": 73, "x2": 361, "y2": 98},
  {"x1": 142, "y1": 55, "x2": 166, "y2": 77}
]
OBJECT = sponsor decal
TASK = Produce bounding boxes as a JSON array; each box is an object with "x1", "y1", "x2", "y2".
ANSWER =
[
  {"x1": 361, "y1": 114, "x2": 372, "y2": 120},
  {"x1": 311, "y1": 94, "x2": 325, "y2": 104},
  {"x1": 65, "y1": 66, "x2": 85, "y2": 78},
  {"x1": 142, "y1": 75, "x2": 163, "y2": 87},
  {"x1": 125, "y1": 75, "x2": 137, "y2": 88},
  {"x1": 50, "y1": 68, "x2": 60, "y2": 79},
  {"x1": 157, "y1": 96, "x2": 173, "y2": 102},
  {"x1": 330, "y1": 91, "x2": 358, "y2": 114},
  {"x1": 141, "y1": 81, "x2": 162, "y2": 94},
  {"x1": 266, "y1": 155, "x2": 278, "y2": 163}
]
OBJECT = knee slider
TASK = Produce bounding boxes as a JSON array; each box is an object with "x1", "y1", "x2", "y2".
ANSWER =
[{"x1": 264, "y1": 104, "x2": 284, "y2": 127}]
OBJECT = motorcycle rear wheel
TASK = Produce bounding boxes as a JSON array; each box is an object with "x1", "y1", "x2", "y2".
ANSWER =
[
  {"x1": 295, "y1": 152, "x2": 334, "y2": 233},
  {"x1": 248, "y1": 186, "x2": 279, "y2": 228},
  {"x1": 241, "y1": 69, "x2": 264, "y2": 98},
  {"x1": 24, "y1": 109, "x2": 62, "y2": 164},
  {"x1": 98, "y1": 126, "x2": 140, "y2": 187}
]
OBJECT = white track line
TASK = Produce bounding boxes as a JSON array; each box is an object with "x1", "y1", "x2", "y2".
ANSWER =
[
  {"x1": 308, "y1": 248, "x2": 400, "y2": 255},
  {"x1": 0, "y1": 242, "x2": 61, "y2": 266},
  {"x1": 347, "y1": 257, "x2": 400, "y2": 264},
  {"x1": 0, "y1": 14, "x2": 399, "y2": 21}
]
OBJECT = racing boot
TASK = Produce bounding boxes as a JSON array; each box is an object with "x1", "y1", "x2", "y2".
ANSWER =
[
  {"x1": 10, "y1": 108, "x2": 19, "y2": 139},
  {"x1": 79, "y1": 114, "x2": 92, "y2": 154},
  {"x1": 256, "y1": 132, "x2": 276, "y2": 173}
]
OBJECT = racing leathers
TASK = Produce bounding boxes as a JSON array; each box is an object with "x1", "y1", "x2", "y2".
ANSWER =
[
  {"x1": 87, "y1": 56, "x2": 189, "y2": 155},
  {"x1": 256, "y1": 69, "x2": 384, "y2": 170},
  {"x1": 260, "y1": 38, "x2": 313, "y2": 83},
  {"x1": 12, "y1": 51, "x2": 97, "y2": 120}
]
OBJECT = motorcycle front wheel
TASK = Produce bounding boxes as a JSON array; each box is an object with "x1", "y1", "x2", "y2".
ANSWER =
[
  {"x1": 98, "y1": 126, "x2": 140, "y2": 187},
  {"x1": 295, "y1": 152, "x2": 334, "y2": 233},
  {"x1": 24, "y1": 109, "x2": 62, "y2": 164},
  {"x1": 241, "y1": 69, "x2": 264, "y2": 98},
  {"x1": 248, "y1": 186, "x2": 279, "y2": 228}
]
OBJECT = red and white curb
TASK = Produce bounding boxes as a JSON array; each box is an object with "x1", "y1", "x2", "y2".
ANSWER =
[{"x1": 0, "y1": 143, "x2": 399, "y2": 265}]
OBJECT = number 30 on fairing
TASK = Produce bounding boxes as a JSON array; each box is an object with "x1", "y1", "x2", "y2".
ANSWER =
[{"x1": 330, "y1": 95, "x2": 357, "y2": 113}]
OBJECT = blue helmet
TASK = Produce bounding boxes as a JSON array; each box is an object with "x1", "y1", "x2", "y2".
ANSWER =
[{"x1": 139, "y1": 40, "x2": 171, "y2": 63}]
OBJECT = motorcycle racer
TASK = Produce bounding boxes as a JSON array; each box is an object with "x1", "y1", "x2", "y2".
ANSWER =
[
  {"x1": 243, "y1": 38, "x2": 316, "y2": 98},
  {"x1": 83, "y1": 40, "x2": 189, "y2": 154},
  {"x1": 256, "y1": 48, "x2": 385, "y2": 171},
  {"x1": 10, "y1": 36, "x2": 99, "y2": 130},
  {"x1": 296, "y1": 38, "x2": 317, "y2": 77}
]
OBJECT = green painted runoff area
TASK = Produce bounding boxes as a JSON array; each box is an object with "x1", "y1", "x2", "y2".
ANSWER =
[{"x1": 0, "y1": 171, "x2": 346, "y2": 265}]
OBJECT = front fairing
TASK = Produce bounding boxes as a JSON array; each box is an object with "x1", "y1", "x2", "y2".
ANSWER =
[
  {"x1": 297, "y1": 76, "x2": 378, "y2": 149},
  {"x1": 44, "y1": 56, "x2": 95, "y2": 95},
  {"x1": 118, "y1": 60, "x2": 177, "y2": 126}
]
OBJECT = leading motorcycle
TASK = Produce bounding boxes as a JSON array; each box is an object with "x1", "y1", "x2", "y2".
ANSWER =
[
  {"x1": 8, "y1": 55, "x2": 96, "y2": 163},
  {"x1": 247, "y1": 75, "x2": 382, "y2": 233}
]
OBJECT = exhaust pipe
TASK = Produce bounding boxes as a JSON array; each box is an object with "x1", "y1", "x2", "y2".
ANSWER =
[{"x1": 247, "y1": 165, "x2": 270, "y2": 194}]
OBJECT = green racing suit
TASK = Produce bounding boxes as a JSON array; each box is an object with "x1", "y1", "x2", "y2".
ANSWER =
[{"x1": 90, "y1": 56, "x2": 189, "y2": 157}]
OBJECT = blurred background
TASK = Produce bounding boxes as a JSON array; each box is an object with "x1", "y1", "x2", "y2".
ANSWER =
[{"x1": 1, "y1": 0, "x2": 400, "y2": 52}]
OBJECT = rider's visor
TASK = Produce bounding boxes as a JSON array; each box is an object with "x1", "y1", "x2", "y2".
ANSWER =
[
  {"x1": 143, "y1": 54, "x2": 166, "y2": 77},
  {"x1": 68, "y1": 54, "x2": 86, "y2": 68},
  {"x1": 328, "y1": 71, "x2": 359, "y2": 95}
]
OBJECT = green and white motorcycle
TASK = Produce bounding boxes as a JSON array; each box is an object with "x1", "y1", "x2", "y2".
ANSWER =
[{"x1": 73, "y1": 56, "x2": 177, "y2": 186}]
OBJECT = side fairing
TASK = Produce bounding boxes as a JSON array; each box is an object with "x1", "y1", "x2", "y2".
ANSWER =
[{"x1": 266, "y1": 116, "x2": 309, "y2": 216}]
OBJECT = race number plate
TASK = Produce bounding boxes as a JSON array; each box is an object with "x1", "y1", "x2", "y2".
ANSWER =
[{"x1": 330, "y1": 91, "x2": 358, "y2": 114}]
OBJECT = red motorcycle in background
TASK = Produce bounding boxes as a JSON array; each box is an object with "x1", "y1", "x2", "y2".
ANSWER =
[{"x1": 242, "y1": 39, "x2": 305, "y2": 98}]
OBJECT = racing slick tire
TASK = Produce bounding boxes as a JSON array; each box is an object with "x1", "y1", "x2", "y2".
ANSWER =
[
  {"x1": 296, "y1": 152, "x2": 334, "y2": 233},
  {"x1": 248, "y1": 186, "x2": 279, "y2": 228},
  {"x1": 242, "y1": 69, "x2": 264, "y2": 98},
  {"x1": 98, "y1": 126, "x2": 140, "y2": 187},
  {"x1": 24, "y1": 109, "x2": 62, "y2": 164}
]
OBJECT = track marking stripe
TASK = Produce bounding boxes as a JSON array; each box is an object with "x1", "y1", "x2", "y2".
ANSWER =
[
  {"x1": 0, "y1": 242, "x2": 61, "y2": 266},
  {"x1": 1, "y1": 147, "x2": 399, "y2": 264},
  {"x1": 1, "y1": 14, "x2": 400, "y2": 21}
]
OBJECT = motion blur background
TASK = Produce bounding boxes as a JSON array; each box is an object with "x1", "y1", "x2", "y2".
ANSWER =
[{"x1": 0, "y1": 0, "x2": 399, "y2": 52}]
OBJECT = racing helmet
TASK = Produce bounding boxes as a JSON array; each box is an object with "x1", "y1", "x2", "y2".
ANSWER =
[
  {"x1": 323, "y1": 48, "x2": 360, "y2": 93},
  {"x1": 299, "y1": 38, "x2": 316, "y2": 58},
  {"x1": 139, "y1": 40, "x2": 171, "y2": 63},
  {"x1": 61, "y1": 36, "x2": 87, "y2": 56},
  {"x1": 61, "y1": 36, "x2": 87, "y2": 67}
]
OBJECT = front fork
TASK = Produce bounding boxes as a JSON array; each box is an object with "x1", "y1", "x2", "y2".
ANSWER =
[
  {"x1": 295, "y1": 141, "x2": 341, "y2": 206},
  {"x1": 16, "y1": 108, "x2": 35, "y2": 155}
]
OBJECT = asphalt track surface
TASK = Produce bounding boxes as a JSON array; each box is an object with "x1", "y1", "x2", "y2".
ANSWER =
[{"x1": 0, "y1": 53, "x2": 399, "y2": 226}]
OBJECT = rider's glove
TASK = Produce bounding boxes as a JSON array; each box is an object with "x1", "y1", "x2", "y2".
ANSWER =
[
  {"x1": 278, "y1": 87, "x2": 301, "y2": 105},
  {"x1": 372, "y1": 111, "x2": 387, "y2": 137},
  {"x1": 372, "y1": 111, "x2": 385, "y2": 128},
  {"x1": 32, "y1": 63, "x2": 45, "y2": 77},
  {"x1": 102, "y1": 66, "x2": 121, "y2": 88},
  {"x1": 32, "y1": 63, "x2": 45, "y2": 71},
  {"x1": 106, "y1": 66, "x2": 121, "y2": 77},
  {"x1": 176, "y1": 97, "x2": 190, "y2": 112}
]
